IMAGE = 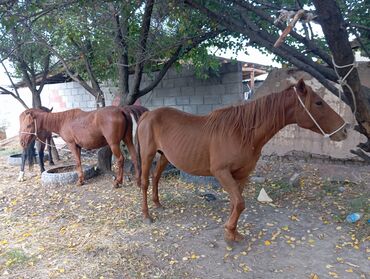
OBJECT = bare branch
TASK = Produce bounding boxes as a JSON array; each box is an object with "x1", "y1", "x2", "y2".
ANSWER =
[{"x1": 132, "y1": 0, "x2": 155, "y2": 96}]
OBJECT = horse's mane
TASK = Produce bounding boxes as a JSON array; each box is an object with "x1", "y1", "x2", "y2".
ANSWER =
[{"x1": 204, "y1": 87, "x2": 293, "y2": 145}]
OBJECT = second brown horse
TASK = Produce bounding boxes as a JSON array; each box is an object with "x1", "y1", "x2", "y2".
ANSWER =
[{"x1": 19, "y1": 105, "x2": 147, "y2": 186}]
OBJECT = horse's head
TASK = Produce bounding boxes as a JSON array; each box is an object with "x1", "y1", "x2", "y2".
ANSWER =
[
  {"x1": 293, "y1": 79, "x2": 347, "y2": 141},
  {"x1": 19, "y1": 110, "x2": 37, "y2": 149}
]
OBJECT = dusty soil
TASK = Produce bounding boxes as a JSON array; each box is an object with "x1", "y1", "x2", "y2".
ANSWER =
[{"x1": 0, "y1": 144, "x2": 369, "y2": 279}]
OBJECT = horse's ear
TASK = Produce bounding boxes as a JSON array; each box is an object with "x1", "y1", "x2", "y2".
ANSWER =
[
  {"x1": 25, "y1": 110, "x2": 35, "y2": 118},
  {"x1": 296, "y1": 78, "x2": 307, "y2": 95},
  {"x1": 49, "y1": 107, "x2": 53, "y2": 112}
]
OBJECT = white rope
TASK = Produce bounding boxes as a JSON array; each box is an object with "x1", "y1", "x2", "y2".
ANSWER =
[
  {"x1": 294, "y1": 87, "x2": 346, "y2": 138},
  {"x1": 331, "y1": 56, "x2": 358, "y2": 117},
  {"x1": 20, "y1": 119, "x2": 70, "y2": 152}
]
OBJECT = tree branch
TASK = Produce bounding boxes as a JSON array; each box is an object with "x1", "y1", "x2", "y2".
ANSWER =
[
  {"x1": 133, "y1": 29, "x2": 225, "y2": 101},
  {"x1": 131, "y1": 0, "x2": 155, "y2": 97}
]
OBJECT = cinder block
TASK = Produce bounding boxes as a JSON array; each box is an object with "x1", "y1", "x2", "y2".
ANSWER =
[
  {"x1": 164, "y1": 97, "x2": 176, "y2": 106},
  {"x1": 156, "y1": 87, "x2": 181, "y2": 97},
  {"x1": 225, "y1": 83, "x2": 242, "y2": 94},
  {"x1": 190, "y1": 96, "x2": 203, "y2": 105},
  {"x1": 173, "y1": 77, "x2": 189, "y2": 87},
  {"x1": 181, "y1": 86, "x2": 195, "y2": 96},
  {"x1": 183, "y1": 105, "x2": 197, "y2": 114},
  {"x1": 196, "y1": 85, "x2": 226, "y2": 96},
  {"x1": 221, "y1": 94, "x2": 243, "y2": 105},
  {"x1": 197, "y1": 104, "x2": 213, "y2": 115},
  {"x1": 161, "y1": 78, "x2": 175, "y2": 88},
  {"x1": 176, "y1": 96, "x2": 189, "y2": 105},
  {"x1": 151, "y1": 97, "x2": 164, "y2": 106},
  {"x1": 204, "y1": 95, "x2": 220, "y2": 105},
  {"x1": 221, "y1": 72, "x2": 242, "y2": 84}
]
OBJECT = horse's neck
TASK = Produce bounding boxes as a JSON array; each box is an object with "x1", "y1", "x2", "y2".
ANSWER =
[
  {"x1": 250, "y1": 90, "x2": 296, "y2": 150},
  {"x1": 38, "y1": 111, "x2": 71, "y2": 134}
]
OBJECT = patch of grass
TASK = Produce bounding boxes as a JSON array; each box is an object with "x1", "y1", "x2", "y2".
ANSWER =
[
  {"x1": 322, "y1": 181, "x2": 341, "y2": 195},
  {"x1": 3, "y1": 248, "x2": 30, "y2": 268},
  {"x1": 262, "y1": 180, "x2": 296, "y2": 200}
]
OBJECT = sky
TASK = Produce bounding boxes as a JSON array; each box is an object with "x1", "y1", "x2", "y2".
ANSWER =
[{"x1": 213, "y1": 46, "x2": 281, "y2": 67}]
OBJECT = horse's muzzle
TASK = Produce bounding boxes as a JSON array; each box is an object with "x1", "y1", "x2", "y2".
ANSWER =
[{"x1": 329, "y1": 124, "x2": 348, "y2": 142}]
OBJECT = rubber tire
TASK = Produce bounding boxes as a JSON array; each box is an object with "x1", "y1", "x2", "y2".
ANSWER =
[
  {"x1": 41, "y1": 164, "x2": 97, "y2": 186},
  {"x1": 7, "y1": 153, "x2": 49, "y2": 166},
  {"x1": 179, "y1": 171, "x2": 220, "y2": 188}
]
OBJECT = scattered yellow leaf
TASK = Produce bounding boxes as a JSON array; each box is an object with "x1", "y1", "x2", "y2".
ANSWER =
[
  {"x1": 281, "y1": 226, "x2": 289, "y2": 231},
  {"x1": 310, "y1": 273, "x2": 320, "y2": 279},
  {"x1": 345, "y1": 268, "x2": 353, "y2": 273},
  {"x1": 264, "y1": 240, "x2": 272, "y2": 246}
]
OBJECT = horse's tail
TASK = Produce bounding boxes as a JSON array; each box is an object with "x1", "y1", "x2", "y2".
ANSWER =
[
  {"x1": 134, "y1": 111, "x2": 150, "y2": 188},
  {"x1": 129, "y1": 106, "x2": 149, "y2": 187}
]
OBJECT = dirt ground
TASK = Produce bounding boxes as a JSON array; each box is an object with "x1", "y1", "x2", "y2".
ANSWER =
[{"x1": 0, "y1": 143, "x2": 369, "y2": 279}]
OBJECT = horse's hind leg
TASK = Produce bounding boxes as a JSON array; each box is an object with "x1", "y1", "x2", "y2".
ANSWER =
[
  {"x1": 140, "y1": 148, "x2": 156, "y2": 223},
  {"x1": 152, "y1": 153, "x2": 168, "y2": 208},
  {"x1": 110, "y1": 143, "x2": 124, "y2": 188},
  {"x1": 213, "y1": 170, "x2": 245, "y2": 242},
  {"x1": 68, "y1": 143, "x2": 84, "y2": 186}
]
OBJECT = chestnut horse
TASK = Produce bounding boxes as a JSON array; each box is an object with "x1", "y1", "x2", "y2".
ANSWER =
[
  {"x1": 19, "y1": 105, "x2": 148, "y2": 186},
  {"x1": 136, "y1": 79, "x2": 347, "y2": 242},
  {"x1": 18, "y1": 106, "x2": 55, "y2": 182}
]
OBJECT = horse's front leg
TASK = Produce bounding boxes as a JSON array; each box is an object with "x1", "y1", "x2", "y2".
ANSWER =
[
  {"x1": 38, "y1": 142, "x2": 46, "y2": 173},
  {"x1": 68, "y1": 143, "x2": 84, "y2": 186},
  {"x1": 213, "y1": 170, "x2": 246, "y2": 242},
  {"x1": 110, "y1": 143, "x2": 124, "y2": 188},
  {"x1": 18, "y1": 149, "x2": 27, "y2": 182}
]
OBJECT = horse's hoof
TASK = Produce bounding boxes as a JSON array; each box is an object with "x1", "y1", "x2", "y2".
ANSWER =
[
  {"x1": 154, "y1": 203, "x2": 164, "y2": 210},
  {"x1": 224, "y1": 229, "x2": 244, "y2": 243},
  {"x1": 76, "y1": 181, "x2": 85, "y2": 186},
  {"x1": 113, "y1": 183, "x2": 122, "y2": 188},
  {"x1": 49, "y1": 162, "x2": 55, "y2": 166},
  {"x1": 143, "y1": 216, "x2": 153, "y2": 224}
]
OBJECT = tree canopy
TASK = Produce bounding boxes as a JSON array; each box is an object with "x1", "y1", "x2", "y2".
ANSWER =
[{"x1": 0, "y1": 0, "x2": 370, "y2": 159}]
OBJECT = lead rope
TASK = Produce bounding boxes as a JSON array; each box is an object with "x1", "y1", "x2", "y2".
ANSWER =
[
  {"x1": 293, "y1": 87, "x2": 346, "y2": 138},
  {"x1": 20, "y1": 119, "x2": 70, "y2": 152},
  {"x1": 331, "y1": 56, "x2": 358, "y2": 118}
]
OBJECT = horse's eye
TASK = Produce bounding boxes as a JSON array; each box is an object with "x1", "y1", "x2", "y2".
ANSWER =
[
  {"x1": 315, "y1": 100, "x2": 323, "y2": 106},
  {"x1": 27, "y1": 124, "x2": 32, "y2": 128}
]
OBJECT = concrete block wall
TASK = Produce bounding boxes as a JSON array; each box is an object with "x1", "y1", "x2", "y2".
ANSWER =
[
  {"x1": 41, "y1": 62, "x2": 244, "y2": 115},
  {"x1": 140, "y1": 63, "x2": 244, "y2": 115}
]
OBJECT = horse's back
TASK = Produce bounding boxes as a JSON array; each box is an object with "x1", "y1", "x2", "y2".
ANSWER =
[{"x1": 138, "y1": 107, "x2": 212, "y2": 175}]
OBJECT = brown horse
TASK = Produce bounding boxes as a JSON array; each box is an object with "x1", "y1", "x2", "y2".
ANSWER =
[
  {"x1": 19, "y1": 105, "x2": 148, "y2": 186},
  {"x1": 18, "y1": 106, "x2": 55, "y2": 182},
  {"x1": 136, "y1": 79, "x2": 348, "y2": 242}
]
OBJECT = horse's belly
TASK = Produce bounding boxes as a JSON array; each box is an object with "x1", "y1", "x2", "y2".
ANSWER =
[
  {"x1": 164, "y1": 151, "x2": 211, "y2": 176},
  {"x1": 76, "y1": 136, "x2": 107, "y2": 150}
]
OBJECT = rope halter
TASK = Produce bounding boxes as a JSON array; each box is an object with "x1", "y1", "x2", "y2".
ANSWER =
[
  {"x1": 20, "y1": 118, "x2": 39, "y2": 144},
  {"x1": 294, "y1": 86, "x2": 347, "y2": 138}
]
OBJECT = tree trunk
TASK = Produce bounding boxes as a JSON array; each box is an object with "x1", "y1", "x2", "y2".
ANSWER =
[
  {"x1": 97, "y1": 146, "x2": 112, "y2": 173},
  {"x1": 32, "y1": 91, "x2": 42, "y2": 108},
  {"x1": 313, "y1": 0, "x2": 370, "y2": 154}
]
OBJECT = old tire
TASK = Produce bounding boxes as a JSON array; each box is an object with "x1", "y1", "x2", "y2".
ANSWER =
[
  {"x1": 7, "y1": 153, "x2": 49, "y2": 166},
  {"x1": 41, "y1": 164, "x2": 97, "y2": 186},
  {"x1": 180, "y1": 171, "x2": 220, "y2": 188}
]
